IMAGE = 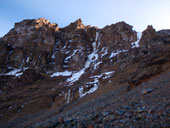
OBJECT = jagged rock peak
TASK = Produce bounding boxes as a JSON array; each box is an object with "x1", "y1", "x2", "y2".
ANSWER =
[
  {"x1": 2, "y1": 17, "x2": 58, "y2": 52},
  {"x1": 103, "y1": 21, "x2": 133, "y2": 30},
  {"x1": 141, "y1": 25, "x2": 156, "y2": 39},
  {"x1": 74, "y1": 18, "x2": 83, "y2": 24},
  {"x1": 64, "y1": 18, "x2": 86, "y2": 30},
  {"x1": 14, "y1": 18, "x2": 59, "y2": 30},
  {"x1": 101, "y1": 21, "x2": 136, "y2": 46},
  {"x1": 115, "y1": 21, "x2": 133, "y2": 28},
  {"x1": 139, "y1": 25, "x2": 156, "y2": 47},
  {"x1": 144, "y1": 25, "x2": 156, "y2": 33},
  {"x1": 36, "y1": 18, "x2": 50, "y2": 24}
]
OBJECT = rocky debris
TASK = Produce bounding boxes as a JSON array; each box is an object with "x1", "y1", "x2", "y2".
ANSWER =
[
  {"x1": 128, "y1": 45, "x2": 170, "y2": 89},
  {"x1": 30, "y1": 70, "x2": 170, "y2": 128}
]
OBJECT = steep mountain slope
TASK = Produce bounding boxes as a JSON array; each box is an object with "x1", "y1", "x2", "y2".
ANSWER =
[{"x1": 0, "y1": 18, "x2": 170, "y2": 128}]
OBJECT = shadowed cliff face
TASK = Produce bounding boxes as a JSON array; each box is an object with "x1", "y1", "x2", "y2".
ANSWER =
[{"x1": 0, "y1": 18, "x2": 170, "y2": 127}]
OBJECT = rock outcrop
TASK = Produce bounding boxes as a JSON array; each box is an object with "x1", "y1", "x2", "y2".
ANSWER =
[
  {"x1": 139, "y1": 25, "x2": 157, "y2": 50},
  {"x1": 101, "y1": 21, "x2": 136, "y2": 50},
  {"x1": 2, "y1": 18, "x2": 58, "y2": 71}
]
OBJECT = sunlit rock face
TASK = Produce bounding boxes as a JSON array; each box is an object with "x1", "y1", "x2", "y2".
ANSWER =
[
  {"x1": 101, "y1": 21, "x2": 137, "y2": 50},
  {"x1": 3, "y1": 18, "x2": 58, "y2": 51},
  {"x1": 1, "y1": 18, "x2": 170, "y2": 127},
  {"x1": 2, "y1": 18, "x2": 58, "y2": 70}
]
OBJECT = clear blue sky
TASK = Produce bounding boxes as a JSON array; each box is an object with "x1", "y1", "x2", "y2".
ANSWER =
[{"x1": 0, "y1": 0, "x2": 170, "y2": 37}]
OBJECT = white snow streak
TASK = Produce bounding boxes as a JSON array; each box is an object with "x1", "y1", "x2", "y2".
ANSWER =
[
  {"x1": 131, "y1": 32, "x2": 142, "y2": 48},
  {"x1": 26, "y1": 57, "x2": 30, "y2": 63},
  {"x1": 79, "y1": 84, "x2": 98, "y2": 98},
  {"x1": 79, "y1": 71, "x2": 114, "y2": 98},
  {"x1": 51, "y1": 31, "x2": 114, "y2": 93},
  {"x1": 66, "y1": 32, "x2": 100, "y2": 85},
  {"x1": 51, "y1": 70, "x2": 72, "y2": 77},
  {"x1": 109, "y1": 50, "x2": 128, "y2": 58},
  {"x1": 65, "y1": 50, "x2": 77, "y2": 61},
  {"x1": 0, "y1": 67, "x2": 29, "y2": 77},
  {"x1": 67, "y1": 89, "x2": 71, "y2": 103},
  {"x1": 94, "y1": 61, "x2": 102, "y2": 70},
  {"x1": 6, "y1": 69, "x2": 21, "y2": 76},
  {"x1": 101, "y1": 47, "x2": 108, "y2": 58}
]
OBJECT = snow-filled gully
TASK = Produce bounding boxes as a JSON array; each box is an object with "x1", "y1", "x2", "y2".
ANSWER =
[
  {"x1": 51, "y1": 32, "x2": 107, "y2": 102},
  {"x1": 51, "y1": 31, "x2": 101, "y2": 85},
  {"x1": 131, "y1": 32, "x2": 142, "y2": 48},
  {"x1": 51, "y1": 31, "x2": 139, "y2": 102}
]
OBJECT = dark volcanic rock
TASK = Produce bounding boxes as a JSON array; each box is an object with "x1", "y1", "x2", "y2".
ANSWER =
[{"x1": 18, "y1": 69, "x2": 44, "y2": 84}]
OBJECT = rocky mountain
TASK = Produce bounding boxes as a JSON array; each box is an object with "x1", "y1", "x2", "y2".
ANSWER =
[{"x1": 0, "y1": 18, "x2": 170, "y2": 128}]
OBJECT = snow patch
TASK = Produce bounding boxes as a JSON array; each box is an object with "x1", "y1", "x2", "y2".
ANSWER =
[
  {"x1": 90, "y1": 71, "x2": 114, "y2": 80},
  {"x1": 65, "y1": 50, "x2": 77, "y2": 61},
  {"x1": 66, "y1": 32, "x2": 100, "y2": 85},
  {"x1": 51, "y1": 32, "x2": 102, "y2": 86},
  {"x1": 131, "y1": 32, "x2": 142, "y2": 48},
  {"x1": 6, "y1": 69, "x2": 21, "y2": 76},
  {"x1": 94, "y1": 61, "x2": 102, "y2": 70},
  {"x1": 79, "y1": 71, "x2": 114, "y2": 98},
  {"x1": 66, "y1": 69, "x2": 84, "y2": 85},
  {"x1": 51, "y1": 70, "x2": 72, "y2": 77},
  {"x1": 61, "y1": 45, "x2": 66, "y2": 52},
  {"x1": 67, "y1": 89, "x2": 71, "y2": 103},
  {"x1": 26, "y1": 57, "x2": 30, "y2": 63},
  {"x1": 79, "y1": 84, "x2": 98, "y2": 98},
  {"x1": 0, "y1": 67, "x2": 29, "y2": 77},
  {"x1": 101, "y1": 47, "x2": 108, "y2": 58},
  {"x1": 109, "y1": 50, "x2": 128, "y2": 58},
  {"x1": 51, "y1": 54, "x2": 55, "y2": 59},
  {"x1": 78, "y1": 86, "x2": 84, "y2": 97}
]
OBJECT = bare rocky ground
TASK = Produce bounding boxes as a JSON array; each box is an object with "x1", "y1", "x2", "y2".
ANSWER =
[
  {"x1": 1, "y1": 69, "x2": 169, "y2": 128},
  {"x1": 33, "y1": 70, "x2": 170, "y2": 128},
  {"x1": 28, "y1": 70, "x2": 169, "y2": 128}
]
